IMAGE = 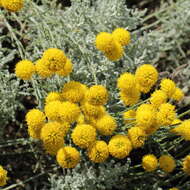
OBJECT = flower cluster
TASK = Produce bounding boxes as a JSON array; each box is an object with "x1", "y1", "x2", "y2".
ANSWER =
[
  {"x1": 95, "y1": 28, "x2": 130, "y2": 61},
  {"x1": 15, "y1": 48, "x2": 73, "y2": 80},
  {"x1": 0, "y1": 0, "x2": 24, "y2": 12}
]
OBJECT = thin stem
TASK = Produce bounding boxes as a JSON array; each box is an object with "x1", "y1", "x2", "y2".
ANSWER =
[{"x1": 177, "y1": 109, "x2": 190, "y2": 119}]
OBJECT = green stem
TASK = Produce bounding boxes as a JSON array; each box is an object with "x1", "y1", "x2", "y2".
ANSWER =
[{"x1": 177, "y1": 109, "x2": 190, "y2": 119}]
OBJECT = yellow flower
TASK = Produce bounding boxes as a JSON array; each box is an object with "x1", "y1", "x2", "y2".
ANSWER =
[
  {"x1": 71, "y1": 124, "x2": 96, "y2": 148},
  {"x1": 119, "y1": 88, "x2": 140, "y2": 106},
  {"x1": 45, "y1": 92, "x2": 62, "y2": 104},
  {"x1": 76, "y1": 113, "x2": 85, "y2": 124},
  {"x1": 15, "y1": 60, "x2": 35, "y2": 80},
  {"x1": 41, "y1": 122, "x2": 68, "y2": 155},
  {"x1": 86, "y1": 85, "x2": 108, "y2": 105},
  {"x1": 2, "y1": 0, "x2": 23, "y2": 12},
  {"x1": 82, "y1": 102, "x2": 105, "y2": 118},
  {"x1": 95, "y1": 114, "x2": 117, "y2": 136},
  {"x1": 56, "y1": 58, "x2": 73, "y2": 77},
  {"x1": 157, "y1": 103, "x2": 176, "y2": 126},
  {"x1": 108, "y1": 135, "x2": 132, "y2": 159},
  {"x1": 123, "y1": 110, "x2": 136, "y2": 124},
  {"x1": 169, "y1": 119, "x2": 182, "y2": 133},
  {"x1": 104, "y1": 41, "x2": 124, "y2": 61},
  {"x1": 150, "y1": 90, "x2": 167, "y2": 109},
  {"x1": 56, "y1": 146, "x2": 80, "y2": 168},
  {"x1": 127, "y1": 127, "x2": 146, "y2": 148},
  {"x1": 172, "y1": 87, "x2": 184, "y2": 101},
  {"x1": 88, "y1": 141, "x2": 109, "y2": 163},
  {"x1": 169, "y1": 188, "x2": 179, "y2": 190},
  {"x1": 59, "y1": 102, "x2": 80, "y2": 123},
  {"x1": 117, "y1": 72, "x2": 136, "y2": 93},
  {"x1": 61, "y1": 81, "x2": 86, "y2": 103},
  {"x1": 42, "y1": 48, "x2": 67, "y2": 72},
  {"x1": 35, "y1": 59, "x2": 53, "y2": 79},
  {"x1": 45, "y1": 100, "x2": 62, "y2": 121},
  {"x1": 0, "y1": 165, "x2": 8, "y2": 186},
  {"x1": 142, "y1": 154, "x2": 158, "y2": 172},
  {"x1": 144, "y1": 121, "x2": 160, "y2": 135},
  {"x1": 135, "y1": 64, "x2": 158, "y2": 93},
  {"x1": 112, "y1": 28, "x2": 131, "y2": 46},
  {"x1": 160, "y1": 79, "x2": 176, "y2": 98},
  {"x1": 159, "y1": 155, "x2": 176, "y2": 173},
  {"x1": 183, "y1": 155, "x2": 190, "y2": 175}
]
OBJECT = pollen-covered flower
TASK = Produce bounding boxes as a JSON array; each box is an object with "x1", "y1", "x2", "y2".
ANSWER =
[
  {"x1": 71, "y1": 124, "x2": 96, "y2": 149},
  {"x1": 56, "y1": 146, "x2": 80, "y2": 168},
  {"x1": 172, "y1": 87, "x2": 184, "y2": 101},
  {"x1": 112, "y1": 28, "x2": 131, "y2": 46},
  {"x1": 86, "y1": 85, "x2": 108, "y2": 106},
  {"x1": 2, "y1": 0, "x2": 23, "y2": 12},
  {"x1": 45, "y1": 100, "x2": 62, "y2": 121},
  {"x1": 82, "y1": 102, "x2": 105, "y2": 118},
  {"x1": 135, "y1": 64, "x2": 158, "y2": 93},
  {"x1": 123, "y1": 110, "x2": 136, "y2": 124},
  {"x1": 157, "y1": 103, "x2": 176, "y2": 126},
  {"x1": 88, "y1": 140, "x2": 109, "y2": 163},
  {"x1": 128, "y1": 127, "x2": 146, "y2": 148},
  {"x1": 108, "y1": 135, "x2": 132, "y2": 159},
  {"x1": 142, "y1": 154, "x2": 158, "y2": 172},
  {"x1": 159, "y1": 155, "x2": 176, "y2": 173},
  {"x1": 160, "y1": 79, "x2": 176, "y2": 98},
  {"x1": 0, "y1": 165, "x2": 8, "y2": 186},
  {"x1": 59, "y1": 102, "x2": 80, "y2": 123},
  {"x1": 95, "y1": 114, "x2": 117, "y2": 136},
  {"x1": 42, "y1": 48, "x2": 67, "y2": 72},
  {"x1": 117, "y1": 72, "x2": 136, "y2": 93},
  {"x1": 45, "y1": 92, "x2": 62, "y2": 104},
  {"x1": 56, "y1": 58, "x2": 73, "y2": 77},
  {"x1": 183, "y1": 155, "x2": 190, "y2": 175},
  {"x1": 15, "y1": 60, "x2": 35, "y2": 80},
  {"x1": 61, "y1": 81, "x2": 86, "y2": 103},
  {"x1": 150, "y1": 90, "x2": 167, "y2": 109},
  {"x1": 41, "y1": 122, "x2": 67, "y2": 155},
  {"x1": 35, "y1": 59, "x2": 53, "y2": 78}
]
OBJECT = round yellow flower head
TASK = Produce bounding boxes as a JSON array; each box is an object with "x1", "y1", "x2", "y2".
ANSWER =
[
  {"x1": 41, "y1": 122, "x2": 67, "y2": 155},
  {"x1": 157, "y1": 103, "x2": 176, "y2": 126},
  {"x1": 59, "y1": 101, "x2": 80, "y2": 123},
  {"x1": 45, "y1": 92, "x2": 62, "y2": 104},
  {"x1": 56, "y1": 58, "x2": 73, "y2": 77},
  {"x1": 160, "y1": 79, "x2": 176, "y2": 98},
  {"x1": 95, "y1": 114, "x2": 117, "y2": 136},
  {"x1": 45, "y1": 100, "x2": 62, "y2": 121},
  {"x1": 71, "y1": 124, "x2": 96, "y2": 149},
  {"x1": 159, "y1": 155, "x2": 176, "y2": 173},
  {"x1": 42, "y1": 48, "x2": 67, "y2": 72},
  {"x1": 117, "y1": 72, "x2": 136, "y2": 93},
  {"x1": 61, "y1": 81, "x2": 86, "y2": 103},
  {"x1": 119, "y1": 88, "x2": 140, "y2": 106},
  {"x1": 2, "y1": 0, "x2": 23, "y2": 12},
  {"x1": 169, "y1": 188, "x2": 179, "y2": 190},
  {"x1": 56, "y1": 146, "x2": 80, "y2": 168},
  {"x1": 86, "y1": 85, "x2": 108, "y2": 106},
  {"x1": 108, "y1": 135, "x2": 132, "y2": 159},
  {"x1": 183, "y1": 155, "x2": 190, "y2": 175},
  {"x1": 172, "y1": 87, "x2": 184, "y2": 101},
  {"x1": 25, "y1": 109, "x2": 46, "y2": 139},
  {"x1": 128, "y1": 127, "x2": 146, "y2": 148},
  {"x1": 142, "y1": 154, "x2": 158, "y2": 172},
  {"x1": 150, "y1": 90, "x2": 167, "y2": 109},
  {"x1": 123, "y1": 110, "x2": 136, "y2": 124},
  {"x1": 95, "y1": 32, "x2": 116, "y2": 53},
  {"x1": 15, "y1": 60, "x2": 35, "y2": 80},
  {"x1": 88, "y1": 140, "x2": 109, "y2": 163},
  {"x1": 26, "y1": 109, "x2": 46, "y2": 127},
  {"x1": 112, "y1": 28, "x2": 131, "y2": 46},
  {"x1": 104, "y1": 41, "x2": 124, "y2": 61},
  {"x1": 0, "y1": 165, "x2": 8, "y2": 186},
  {"x1": 135, "y1": 64, "x2": 158, "y2": 93},
  {"x1": 35, "y1": 59, "x2": 53, "y2": 79},
  {"x1": 82, "y1": 102, "x2": 105, "y2": 118}
]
